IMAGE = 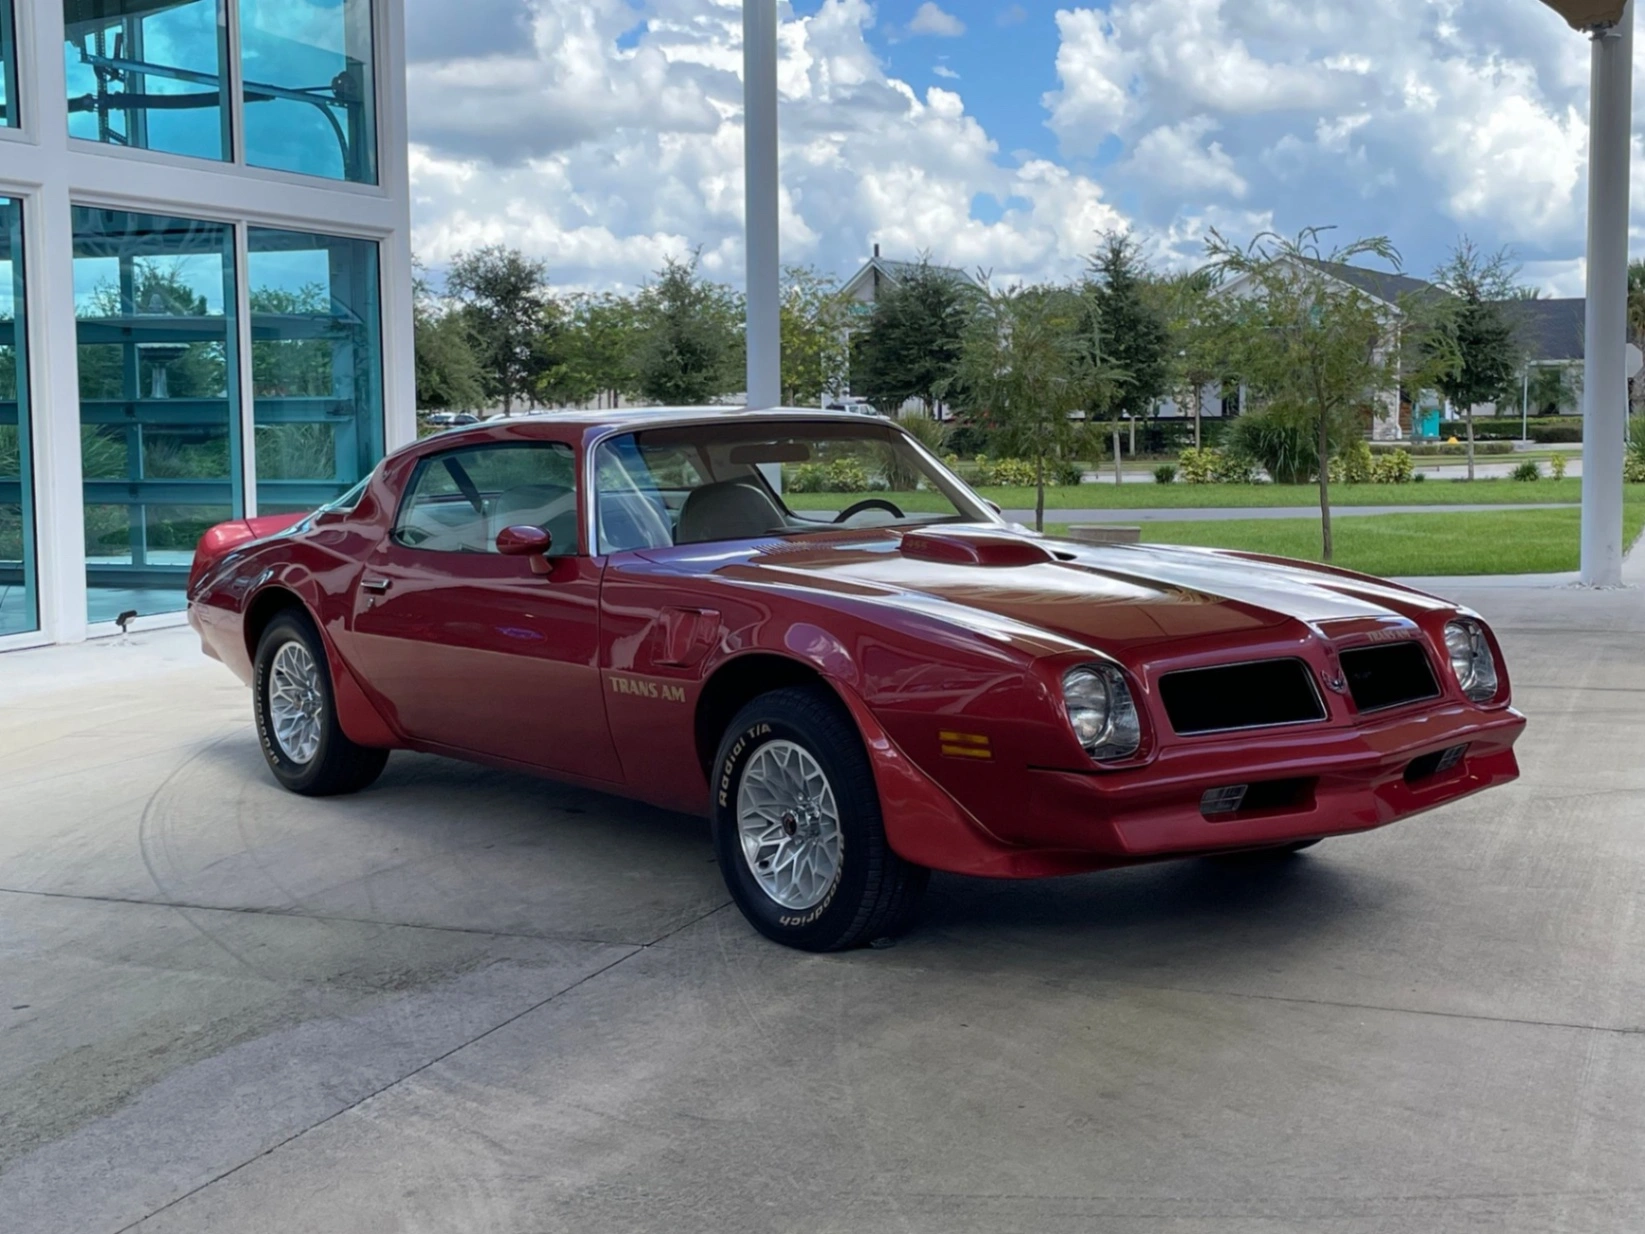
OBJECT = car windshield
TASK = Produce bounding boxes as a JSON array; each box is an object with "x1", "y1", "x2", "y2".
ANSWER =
[{"x1": 593, "y1": 420, "x2": 996, "y2": 553}]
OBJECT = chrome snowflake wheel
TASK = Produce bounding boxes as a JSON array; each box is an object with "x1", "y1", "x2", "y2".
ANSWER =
[
  {"x1": 736, "y1": 739, "x2": 844, "y2": 911},
  {"x1": 267, "y1": 639, "x2": 325, "y2": 765}
]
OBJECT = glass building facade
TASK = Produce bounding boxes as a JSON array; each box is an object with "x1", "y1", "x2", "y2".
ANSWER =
[
  {"x1": 0, "y1": 0, "x2": 410, "y2": 645},
  {"x1": 249, "y1": 229, "x2": 383, "y2": 512},
  {"x1": 241, "y1": 0, "x2": 377, "y2": 183},
  {"x1": 74, "y1": 208, "x2": 241, "y2": 623},
  {"x1": 63, "y1": 0, "x2": 233, "y2": 160},
  {"x1": 1, "y1": 197, "x2": 34, "y2": 636},
  {"x1": 1, "y1": 0, "x2": 18, "y2": 129}
]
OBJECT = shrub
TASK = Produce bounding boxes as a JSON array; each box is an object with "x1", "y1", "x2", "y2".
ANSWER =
[
  {"x1": 1510, "y1": 460, "x2": 1543, "y2": 482},
  {"x1": 979, "y1": 457, "x2": 1039, "y2": 487},
  {"x1": 1378, "y1": 440, "x2": 1513, "y2": 457},
  {"x1": 1154, "y1": 465, "x2": 1178, "y2": 485},
  {"x1": 788, "y1": 463, "x2": 827, "y2": 493},
  {"x1": 1212, "y1": 451, "x2": 1259, "y2": 484},
  {"x1": 824, "y1": 457, "x2": 870, "y2": 492},
  {"x1": 942, "y1": 421, "x2": 992, "y2": 458},
  {"x1": 1330, "y1": 440, "x2": 1374, "y2": 485},
  {"x1": 1627, "y1": 430, "x2": 1645, "y2": 483},
  {"x1": 1550, "y1": 454, "x2": 1568, "y2": 481},
  {"x1": 1053, "y1": 459, "x2": 1084, "y2": 487},
  {"x1": 1177, "y1": 447, "x2": 1219, "y2": 485},
  {"x1": 1372, "y1": 449, "x2": 1415, "y2": 484},
  {"x1": 1226, "y1": 407, "x2": 1319, "y2": 484},
  {"x1": 1178, "y1": 447, "x2": 1255, "y2": 485}
]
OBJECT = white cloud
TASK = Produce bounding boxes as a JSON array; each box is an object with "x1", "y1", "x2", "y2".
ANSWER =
[
  {"x1": 1125, "y1": 117, "x2": 1248, "y2": 201},
  {"x1": 407, "y1": 0, "x2": 1121, "y2": 292},
  {"x1": 907, "y1": 3, "x2": 965, "y2": 38},
  {"x1": 932, "y1": 64, "x2": 959, "y2": 79},
  {"x1": 1042, "y1": 0, "x2": 1609, "y2": 290}
]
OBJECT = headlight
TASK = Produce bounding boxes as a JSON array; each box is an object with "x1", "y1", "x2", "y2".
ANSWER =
[
  {"x1": 1062, "y1": 665, "x2": 1142, "y2": 762},
  {"x1": 1444, "y1": 619, "x2": 1500, "y2": 703}
]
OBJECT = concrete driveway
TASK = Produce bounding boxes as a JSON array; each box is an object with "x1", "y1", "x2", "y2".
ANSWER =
[{"x1": 2, "y1": 575, "x2": 1643, "y2": 1233}]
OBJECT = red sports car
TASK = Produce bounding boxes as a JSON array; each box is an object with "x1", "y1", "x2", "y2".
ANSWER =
[{"x1": 189, "y1": 410, "x2": 1525, "y2": 950}]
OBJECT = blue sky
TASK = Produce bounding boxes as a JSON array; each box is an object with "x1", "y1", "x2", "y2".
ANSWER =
[{"x1": 403, "y1": 0, "x2": 1633, "y2": 297}]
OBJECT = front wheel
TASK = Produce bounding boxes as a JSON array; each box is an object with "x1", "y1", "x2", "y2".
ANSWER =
[
  {"x1": 254, "y1": 611, "x2": 388, "y2": 797},
  {"x1": 711, "y1": 686, "x2": 928, "y2": 951}
]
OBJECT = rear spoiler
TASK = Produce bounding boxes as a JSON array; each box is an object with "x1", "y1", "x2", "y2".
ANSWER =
[{"x1": 188, "y1": 511, "x2": 309, "y2": 592}]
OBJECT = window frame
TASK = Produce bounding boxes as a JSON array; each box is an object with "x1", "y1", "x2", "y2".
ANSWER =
[
  {"x1": 59, "y1": 0, "x2": 384, "y2": 186},
  {"x1": 584, "y1": 417, "x2": 1001, "y2": 554},
  {"x1": 392, "y1": 440, "x2": 582, "y2": 558}
]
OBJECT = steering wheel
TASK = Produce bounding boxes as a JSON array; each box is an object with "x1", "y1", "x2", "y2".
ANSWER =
[{"x1": 834, "y1": 498, "x2": 905, "y2": 525}]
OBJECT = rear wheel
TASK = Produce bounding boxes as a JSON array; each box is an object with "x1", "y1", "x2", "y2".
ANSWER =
[
  {"x1": 254, "y1": 611, "x2": 388, "y2": 796},
  {"x1": 711, "y1": 686, "x2": 928, "y2": 951}
]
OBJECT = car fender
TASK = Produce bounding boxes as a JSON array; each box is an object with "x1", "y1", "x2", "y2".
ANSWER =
[
  {"x1": 238, "y1": 565, "x2": 400, "y2": 751},
  {"x1": 828, "y1": 679, "x2": 1062, "y2": 878}
]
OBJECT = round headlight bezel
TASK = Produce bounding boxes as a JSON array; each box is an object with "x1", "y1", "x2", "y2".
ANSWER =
[
  {"x1": 1061, "y1": 664, "x2": 1143, "y2": 763},
  {"x1": 1443, "y1": 618, "x2": 1501, "y2": 704}
]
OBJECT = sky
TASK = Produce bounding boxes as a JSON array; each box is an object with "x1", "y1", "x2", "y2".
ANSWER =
[{"x1": 402, "y1": 0, "x2": 1640, "y2": 298}]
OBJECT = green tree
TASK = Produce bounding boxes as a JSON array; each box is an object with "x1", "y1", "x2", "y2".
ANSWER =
[
  {"x1": 1083, "y1": 233, "x2": 1171, "y2": 424},
  {"x1": 1156, "y1": 267, "x2": 1227, "y2": 448},
  {"x1": 632, "y1": 255, "x2": 745, "y2": 405},
  {"x1": 851, "y1": 258, "x2": 975, "y2": 417},
  {"x1": 445, "y1": 245, "x2": 557, "y2": 415},
  {"x1": 543, "y1": 292, "x2": 641, "y2": 408},
  {"x1": 1208, "y1": 228, "x2": 1410, "y2": 563},
  {"x1": 1429, "y1": 240, "x2": 1524, "y2": 480},
  {"x1": 952, "y1": 282, "x2": 1119, "y2": 531},
  {"x1": 413, "y1": 267, "x2": 486, "y2": 413},
  {"x1": 780, "y1": 266, "x2": 851, "y2": 406}
]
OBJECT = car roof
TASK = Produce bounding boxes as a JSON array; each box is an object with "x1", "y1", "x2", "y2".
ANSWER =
[{"x1": 413, "y1": 406, "x2": 893, "y2": 448}]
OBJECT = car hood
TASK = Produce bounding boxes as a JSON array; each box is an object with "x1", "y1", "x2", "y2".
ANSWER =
[{"x1": 641, "y1": 526, "x2": 1457, "y2": 658}]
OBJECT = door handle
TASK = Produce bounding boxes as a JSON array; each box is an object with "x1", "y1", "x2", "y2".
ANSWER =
[{"x1": 361, "y1": 577, "x2": 392, "y2": 594}]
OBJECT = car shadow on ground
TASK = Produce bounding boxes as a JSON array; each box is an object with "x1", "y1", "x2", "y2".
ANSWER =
[{"x1": 196, "y1": 735, "x2": 1395, "y2": 966}]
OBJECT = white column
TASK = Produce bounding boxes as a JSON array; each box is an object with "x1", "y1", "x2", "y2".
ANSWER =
[
  {"x1": 23, "y1": 0, "x2": 91, "y2": 643},
  {"x1": 1580, "y1": 0, "x2": 1633, "y2": 587},
  {"x1": 743, "y1": 0, "x2": 781, "y2": 411}
]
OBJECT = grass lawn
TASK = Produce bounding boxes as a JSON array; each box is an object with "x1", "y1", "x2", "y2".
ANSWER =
[
  {"x1": 1038, "y1": 505, "x2": 1645, "y2": 577},
  {"x1": 785, "y1": 477, "x2": 1591, "y2": 514}
]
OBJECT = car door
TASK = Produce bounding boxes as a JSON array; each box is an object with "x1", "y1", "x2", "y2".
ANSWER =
[{"x1": 343, "y1": 437, "x2": 624, "y2": 784}]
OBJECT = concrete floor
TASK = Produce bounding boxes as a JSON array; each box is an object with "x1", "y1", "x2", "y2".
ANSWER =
[{"x1": 2, "y1": 572, "x2": 1644, "y2": 1233}]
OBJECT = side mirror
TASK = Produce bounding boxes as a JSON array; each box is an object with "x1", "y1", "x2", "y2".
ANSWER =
[
  {"x1": 984, "y1": 499, "x2": 1003, "y2": 516},
  {"x1": 496, "y1": 525, "x2": 554, "y2": 574}
]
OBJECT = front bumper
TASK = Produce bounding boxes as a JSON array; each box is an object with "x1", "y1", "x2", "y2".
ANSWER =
[{"x1": 1008, "y1": 703, "x2": 1526, "y2": 863}]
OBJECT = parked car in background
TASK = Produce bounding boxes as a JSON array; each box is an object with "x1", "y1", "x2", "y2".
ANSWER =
[
  {"x1": 423, "y1": 411, "x2": 481, "y2": 428},
  {"x1": 188, "y1": 409, "x2": 1525, "y2": 950}
]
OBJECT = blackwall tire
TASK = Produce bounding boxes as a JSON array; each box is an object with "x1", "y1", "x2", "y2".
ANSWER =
[
  {"x1": 711, "y1": 686, "x2": 928, "y2": 952},
  {"x1": 254, "y1": 611, "x2": 388, "y2": 797}
]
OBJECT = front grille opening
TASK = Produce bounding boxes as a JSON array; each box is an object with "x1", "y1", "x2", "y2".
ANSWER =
[
  {"x1": 1160, "y1": 659, "x2": 1327, "y2": 736},
  {"x1": 1405, "y1": 744, "x2": 1470, "y2": 784},
  {"x1": 1202, "y1": 778, "x2": 1316, "y2": 819},
  {"x1": 1340, "y1": 642, "x2": 1441, "y2": 713}
]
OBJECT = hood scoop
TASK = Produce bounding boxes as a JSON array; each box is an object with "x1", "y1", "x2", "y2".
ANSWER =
[{"x1": 899, "y1": 528, "x2": 1055, "y2": 568}]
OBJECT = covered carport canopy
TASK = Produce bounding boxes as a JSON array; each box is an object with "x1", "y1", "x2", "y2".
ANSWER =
[{"x1": 1540, "y1": 0, "x2": 1629, "y2": 28}]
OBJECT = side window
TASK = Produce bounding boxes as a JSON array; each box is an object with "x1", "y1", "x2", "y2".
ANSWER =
[{"x1": 394, "y1": 443, "x2": 578, "y2": 555}]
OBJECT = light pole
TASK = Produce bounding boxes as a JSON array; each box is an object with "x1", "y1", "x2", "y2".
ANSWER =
[
  {"x1": 1540, "y1": 0, "x2": 1633, "y2": 585},
  {"x1": 743, "y1": 0, "x2": 782, "y2": 411}
]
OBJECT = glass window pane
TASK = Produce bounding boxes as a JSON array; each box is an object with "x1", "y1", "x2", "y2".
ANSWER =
[
  {"x1": 73, "y1": 206, "x2": 240, "y2": 624},
  {"x1": 1, "y1": 0, "x2": 19, "y2": 128},
  {"x1": 1, "y1": 196, "x2": 36, "y2": 636},
  {"x1": 63, "y1": 0, "x2": 232, "y2": 160},
  {"x1": 248, "y1": 228, "x2": 383, "y2": 515},
  {"x1": 394, "y1": 444, "x2": 577, "y2": 555},
  {"x1": 239, "y1": 0, "x2": 376, "y2": 183}
]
